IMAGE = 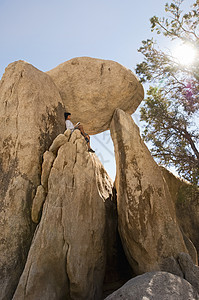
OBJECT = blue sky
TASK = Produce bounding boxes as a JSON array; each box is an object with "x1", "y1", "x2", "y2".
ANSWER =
[
  {"x1": 0, "y1": 0, "x2": 194, "y2": 180},
  {"x1": 0, "y1": 0, "x2": 166, "y2": 77}
]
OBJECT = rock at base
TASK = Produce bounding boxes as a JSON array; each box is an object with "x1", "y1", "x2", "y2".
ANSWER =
[{"x1": 105, "y1": 271, "x2": 199, "y2": 300}]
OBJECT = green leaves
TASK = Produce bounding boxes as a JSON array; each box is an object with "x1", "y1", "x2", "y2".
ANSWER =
[{"x1": 148, "y1": 0, "x2": 199, "y2": 41}]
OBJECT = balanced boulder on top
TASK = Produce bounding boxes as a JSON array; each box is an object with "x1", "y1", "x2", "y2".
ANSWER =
[{"x1": 47, "y1": 57, "x2": 144, "y2": 134}]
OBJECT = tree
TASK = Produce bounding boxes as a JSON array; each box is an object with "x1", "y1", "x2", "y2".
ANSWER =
[{"x1": 136, "y1": 0, "x2": 199, "y2": 185}]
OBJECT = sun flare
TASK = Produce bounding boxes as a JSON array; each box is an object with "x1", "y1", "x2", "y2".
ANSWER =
[{"x1": 172, "y1": 43, "x2": 196, "y2": 66}]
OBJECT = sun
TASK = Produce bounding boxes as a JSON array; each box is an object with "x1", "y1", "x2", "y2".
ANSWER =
[{"x1": 172, "y1": 43, "x2": 196, "y2": 66}]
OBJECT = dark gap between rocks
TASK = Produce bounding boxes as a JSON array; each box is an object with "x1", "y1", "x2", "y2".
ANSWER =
[{"x1": 103, "y1": 187, "x2": 135, "y2": 299}]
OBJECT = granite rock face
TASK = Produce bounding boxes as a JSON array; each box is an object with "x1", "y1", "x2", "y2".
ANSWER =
[
  {"x1": 31, "y1": 185, "x2": 46, "y2": 224},
  {"x1": 110, "y1": 108, "x2": 188, "y2": 275},
  {"x1": 13, "y1": 130, "x2": 113, "y2": 300},
  {"x1": 47, "y1": 57, "x2": 144, "y2": 134},
  {"x1": 1, "y1": 59, "x2": 199, "y2": 300},
  {"x1": 161, "y1": 167, "x2": 199, "y2": 256},
  {"x1": 178, "y1": 252, "x2": 199, "y2": 293},
  {"x1": 105, "y1": 271, "x2": 199, "y2": 300},
  {"x1": 0, "y1": 61, "x2": 64, "y2": 300}
]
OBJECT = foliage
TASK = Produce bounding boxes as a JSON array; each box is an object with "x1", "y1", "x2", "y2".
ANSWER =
[
  {"x1": 136, "y1": 0, "x2": 199, "y2": 185},
  {"x1": 177, "y1": 183, "x2": 199, "y2": 205}
]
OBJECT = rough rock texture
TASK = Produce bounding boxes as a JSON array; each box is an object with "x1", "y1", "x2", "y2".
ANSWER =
[
  {"x1": 41, "y1": 151, "x2": 56, "y2": 190},
  {"x1": 178, "y1": 252, "x2": 199, "y2": 293},
  {"x1": 31, "y1": 185, "x2": 46, "y2": 223},
  {"x1": 0, "y1": 61, "x2": 65, "y2": 300},
  {"x1": 161, "y1": 167, "x2": 199, "y2": 256},
  {"x1": 105, "y1": 271, "x2": 199, "y2": 300},
  {"x1": 110, "y1": 108, "x2": 188, "y2": 275},
  {"x1": 47, "y1": 57, "x2": 144, "y2": 134},
  {"x1": 13, "y1": 130, "x2": 113, "y2": 300},
  {"x1": 181, "y1": 230, "x2": 198, "y2": 265},
  {"x1": 49, "y1": 133, "x2": 69, "y2": 154}
]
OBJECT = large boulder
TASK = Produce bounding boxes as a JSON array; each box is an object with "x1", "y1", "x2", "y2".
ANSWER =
[
  {"x1": 110, "y1": 108, "x2": 188, "y2": 275},
  {"x1": 0, "y1": 61, "x2": 65, "y2": 299},
  {"x1": 13, "y1": 130, "x2": 113, "y2": 300},
  {"x1": 46, "y1": 57, "x2": 144, "y2": 134},
  {"x1": 105, "y1": 271, "x2": 199, "y2": 300}
]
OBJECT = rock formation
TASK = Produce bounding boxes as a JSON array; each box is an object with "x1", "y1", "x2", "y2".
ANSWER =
[
  {"x1": 110, "y1": 108, "x2": 189, "y2": 275},
  {"x1": 177, "y1": 252, "x2": 199, "y2": 292},
  {"x1": 0, "y1": 61, "x2": 65, "y2": 300},
  {"x1": 13, "y1": 130, "x2": 113, "y2": 300},
  {"x1": 46, "y1": 57, "x2": 144, "y2": 134},
  {"x1": 105, "y1": 271, "x2": 199, "y2": 300},
  {"x1": 161, "y1": 167, "x2": 199, "y2": 256},
  {"x1": 1, "y1": 58, "x2": 199, "y2": 300}
]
